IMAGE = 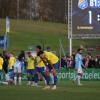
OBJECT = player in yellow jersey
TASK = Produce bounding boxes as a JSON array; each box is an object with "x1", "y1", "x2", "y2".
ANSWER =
[
  {"x1": 36, "y1": 56, "x2": 46, "y2": 77},
  {"x1": 8, "y1": 53, "x2": 16, "y2": 72},
  {"x1": 0, "y1": 53, "x2": 4, "y2": 81},
  {"x1": 38, "y1": 50, "x2": 60, "y2": 90},
  {"x1": 36, "y1": 46, "x2": 46, "y2": 85},
  {"x1": 26, "y1": 52, "x2": 38, "y2": 86}
]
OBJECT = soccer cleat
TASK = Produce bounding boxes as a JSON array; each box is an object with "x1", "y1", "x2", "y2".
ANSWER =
[
  {"x1": 43, "y1": 86, "x2": 50, "y2": 90},
  {"x1": 78, "y1": 83, "x2": 83, "y2": 86},
  {"x1": 34, "y1": 83, "x2": 39, "y2": 87},
  {"x1": 32, "y1": 83, "x2": 37, "y2": 87},
  {"x1": 31, "y1": 83, "x2": 35, "y2": 87},
  {"x1": 31, "y1": 82, "x2": 36, "y2": 86},
  {"x1": 51, "y1": 86, "x2": 57, "y2": 90}
]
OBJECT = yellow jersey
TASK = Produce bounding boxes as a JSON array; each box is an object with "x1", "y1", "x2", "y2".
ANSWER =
[
  {"x1": 0, "y1": 57, "x2": 4, "y2": 70},
  {"x1": 27, "y1": 57, "x2": 35, "y2": 69},
  {"x1": 36, "y1": 56, "x2": 45, "y2": 68},
  {"x1": 8, "y1": 56, "x2": 16, "y2": 69},
  {"x1": 44, "y1": 51, "x2": 59, "y2": 64}
]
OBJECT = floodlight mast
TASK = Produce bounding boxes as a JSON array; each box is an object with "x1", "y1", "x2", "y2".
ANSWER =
[{"x1": 68, "y1": 0, "x2": 72, "y2": 56}]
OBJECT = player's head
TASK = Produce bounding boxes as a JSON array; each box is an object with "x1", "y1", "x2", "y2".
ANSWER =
[
  {"x1": 36, "y1": 45, "x2": 42, "y2": 53},
  {"x1": 27, "y1": 52, "x2": 32, "y2": 57},
  {"x1": 38, "y1": 51, "x2": 45, "y2": 59},
  {"x1": 47, "y1": 46, "x2": 51, "y2": 52},
  {"x1": 18, "y1": 55, "x2": 22, "y2": 61},
  {"x1": 77, "y1": 48, "x2": 83, "y2": 54}
]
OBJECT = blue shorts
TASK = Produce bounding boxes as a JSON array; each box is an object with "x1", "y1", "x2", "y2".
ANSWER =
[
  {"x1": 8, "y1": 69, "x2": 13, "y2": 73},
  {"x1": 36, "y1": 67, "x2": 45, "y2": 73},
  {"x1": 8, "y1": 70, "x2": 14, "y2": 79},
  {"x1": 48, "y1": 61, "x2": 60, "y2": 71},
  {"x1": 27, "y1": 69, "x2": 37, "y2": 75}
]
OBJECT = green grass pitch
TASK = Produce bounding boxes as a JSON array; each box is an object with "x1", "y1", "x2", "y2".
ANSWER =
[
  {"x1": 0, "y1": 19, "x2": 100, "y2": 100},
  {"x1": 0, "y1": 81, "x2": 100, "y2": 100}
]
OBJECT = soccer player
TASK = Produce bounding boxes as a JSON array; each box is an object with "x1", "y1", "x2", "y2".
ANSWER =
[
  {"x1": 38, "y1": 51, "x2": 59, "y2": 90},
  {"x1": 36, "y1": 45, "x2": 42, "y2": 54},
  {"x1": 8, "y1": 53, "x2": 16, "y2": 73},
  {"x1": 14, "y1": 57, "x2": 22, "y2": 85},
  {"x1": 36, "y1": 45, "x2": 46, "y2": 84},
  {"x1": 36, "y1": 56, "x2": 46, "y2": 85},
  {"x1": 26, "y1": 52, "x2": 38, "y2": 86},
  {"x1": 0, "y1": 53, "x2": 4, "y2": 81},
  {"x1": 74, "y1": 49, "x2": 84, "y2": 86}
]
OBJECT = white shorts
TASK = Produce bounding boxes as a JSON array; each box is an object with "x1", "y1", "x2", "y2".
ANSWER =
[
  {"x1": 14, "y1": 67, "x2": 21, "y2": 73},
  {"x1": 76, "y1": 68, "x2": 83, "y2": 74}
]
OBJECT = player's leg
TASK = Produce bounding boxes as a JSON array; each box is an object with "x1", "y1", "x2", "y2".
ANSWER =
[
  {"x1": 0, "y1": 70, "x2": 2, "y2": 81},
  {"x1": 31, "y1": 74, "x2": 35, "y2": 86},
  {"x1": 52, "y1": 69, "x2": 57, "y2": 90},
  {"x1": 1, "y1": 80, "x2": 14, "y2": 85},
  {"x1": 18, "y1": 67, "x2": 22, "y2": 85},
  {"x1": 33, "y1": 73, "x2": 38, "y2": 87},
  {"x1": 48, "y1": 64, "x2": 54, "y2": 85},
  {"x1": 0, "y1": 70, "x2": 4, "y2": 81},
  {"x1": 8, "y1": 80, "x2": 14, "y2": 85},
  {"x1": 2, "y1": 81, "x2": 9, "y2": 85},
  {"x1": 31, "y1": 69, "x2": 38, "y2": 86},
  {"x1": 14, "y1": 67, "x2": 17, "y2": 85},
  {"x1": 76, "y1": 74, "x2": 82, "y2": 86},
  {"x1": 43, "y1": 67, "x2": 50, "y2": 89},
  {"x1": 52, "y1": 61, "x2": 59, "y2": 90},
  {"x1": 38, "y1": 67, "x2": 47, "y2": 85},
  {"x1": 7, "y1": 70, "x2": 14, "y2": 85},
  {"x1": 14, "y1": 74, "x2": 17, "y2": 85},
  {"x1": 0, "y1": 70, "x2": 7, "y2": 85},
  {"x1": 76, "y1": 68, "x2": 83, "y2": 86},
  {"x1": 27, "y1": 69, "x2": 31, "y2": 85},
  {"x1": 33, "y1": 67, "x2": 42, "y2": 86}
]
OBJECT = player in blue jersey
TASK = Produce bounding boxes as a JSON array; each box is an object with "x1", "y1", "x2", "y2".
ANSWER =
[
  {"x1": 74, "y1": 48, "x2": 84, "y2": 86},
  {"x1": 14, "y1": 57, "x2": 23, "y2": 85}
]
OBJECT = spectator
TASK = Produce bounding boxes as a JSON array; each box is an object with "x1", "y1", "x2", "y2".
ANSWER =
[
  {"x1": 61, "y1": 56, "x2": 67, "y2": 69},
  {"x1": 95, "y1": 55, "x2": 100, "y2": 68}
]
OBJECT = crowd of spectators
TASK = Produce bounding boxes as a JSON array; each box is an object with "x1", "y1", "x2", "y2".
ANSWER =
[{"x1": 61, "y1": 53, "x2": 100, "y2": 69}]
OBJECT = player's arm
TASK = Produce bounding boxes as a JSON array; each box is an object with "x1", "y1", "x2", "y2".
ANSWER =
[
  {"x1": 40, "y1": 57, "x2": 48, "y2": 67},
  {"x1": 36, "y1": 57, "x2": 43, "y2": 64}
]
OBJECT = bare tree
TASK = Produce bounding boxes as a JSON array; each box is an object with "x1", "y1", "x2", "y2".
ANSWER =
[
  {"x1": 37, "y1": 0, "x2": 67, "y2": 22},
  {"x1": 0, "y1": 0, "x2": 68, "y2": 22}
]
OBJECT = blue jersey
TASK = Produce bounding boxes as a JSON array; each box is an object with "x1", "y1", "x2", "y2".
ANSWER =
[{"x1": 75, "y1": 53, "x2": 83, "y2": 69}]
